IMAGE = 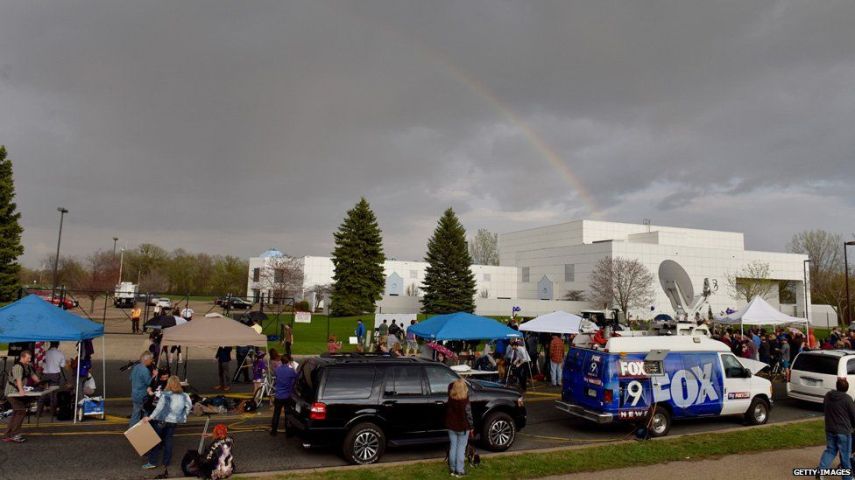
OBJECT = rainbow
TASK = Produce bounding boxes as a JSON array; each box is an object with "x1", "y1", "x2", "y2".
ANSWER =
[
  {"x1": 328, "y1": 4, "x2": 599, "y2": 214},
  {"x1": 438, "y1": 58, "x2": 600, "y2": 214}
]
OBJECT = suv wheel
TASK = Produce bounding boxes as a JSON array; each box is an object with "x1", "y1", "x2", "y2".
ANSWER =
[
  {"x1": 482, "y1": 412, "x2": 515, "y2": 451},
  {"x1": 343, "y1": 422, "x2": 386, "y2": 465},
  {"x1": 745, "y1": 397, "x2": 770, "y2": 426}
]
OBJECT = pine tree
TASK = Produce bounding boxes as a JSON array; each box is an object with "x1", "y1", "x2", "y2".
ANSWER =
[
  {"x1": 330, "y1": 198, "x2": 386, "y2": 316},
  {"x1": 421, "y1": 208, "x2": 477, "y2": 314},
  {"x1": 0, "y1": 146, "x2": 24, "y2": 301}
]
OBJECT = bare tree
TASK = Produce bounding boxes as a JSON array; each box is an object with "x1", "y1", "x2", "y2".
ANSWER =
[
  {"x1": 468, "y1": 228, "x2": 499, "y2": 266},
  {"x1": 80, "y1": 250, "x2": 119, "y2": 310},
  {"x1": 726, "y1": 260, "x2": 775, "y2": 304},
  {"x1": 257, "y1": 255, "x2": 304, "y2": 303},
  {"x1": 788, "y1": 229, "x2": 850, "y2": 320},
  {"x1": 308, "y1": 283, "x2": 333, "y2": 311},
  {"x1": 788, "y1": 230, "x2": 842, "y2": 275},
  {"x1": 563, "y1": 290, "x2": 587, "y2": 301},
  {"x1": 589, "y1": 257, "x2": 654, "y2": 314},
  {"x1": 405, "y1": 283, "x2": 419, "y2": 297}
]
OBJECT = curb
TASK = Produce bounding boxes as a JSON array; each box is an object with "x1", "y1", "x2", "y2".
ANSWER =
[{"x1": 233, "y1": 416, "x2": 823, "y2": 479}]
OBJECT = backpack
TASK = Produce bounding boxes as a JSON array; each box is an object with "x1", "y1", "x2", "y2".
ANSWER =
[{"x1": 55, "y1": 391, "x2": 74, "y2": 421}]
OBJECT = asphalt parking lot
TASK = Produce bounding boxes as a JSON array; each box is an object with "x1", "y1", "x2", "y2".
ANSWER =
[{"x1": 0, "y1": 360, "x2": 825, "y2": 480}]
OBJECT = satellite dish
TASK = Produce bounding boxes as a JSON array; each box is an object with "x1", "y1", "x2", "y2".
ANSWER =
[{"x1": 658, "y1": 260, "x2": 694, "y2": 313}]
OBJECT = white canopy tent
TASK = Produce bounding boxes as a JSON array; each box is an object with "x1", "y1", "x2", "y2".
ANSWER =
[
  {"x1": 160, "y1": 313, "x2": 267, "y2": 347},
  {"x1": 717, "y1": 296, "x2": 809, "y2": 334},
  {"x1": 160, "y1": 313, "x2": 269, "y2": 384},
  {"x1": 519, "y1": 310, "x2": 584, "y2": 335}
]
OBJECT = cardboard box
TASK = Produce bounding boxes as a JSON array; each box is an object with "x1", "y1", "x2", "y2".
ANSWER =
[{"x1": 124, "y1": 421, "x2": 161, "y2": 456}]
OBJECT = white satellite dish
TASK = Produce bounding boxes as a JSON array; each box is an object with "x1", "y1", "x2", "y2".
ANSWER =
[{"x1": 658, "y1": 260, "x2": 694, "y2": 313}]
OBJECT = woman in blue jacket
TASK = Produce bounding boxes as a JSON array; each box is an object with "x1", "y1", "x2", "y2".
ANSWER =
[{"x1": 141, "y1": 376, "x2": 193, "y2": 470}]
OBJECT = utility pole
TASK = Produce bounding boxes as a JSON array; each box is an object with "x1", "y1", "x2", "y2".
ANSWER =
[
  {"x1": 51, "y1": 207, "x2": 69, "y2": 300},
  {"x1": 112, "y1": 237, "x2": 118, "y2": 256}
]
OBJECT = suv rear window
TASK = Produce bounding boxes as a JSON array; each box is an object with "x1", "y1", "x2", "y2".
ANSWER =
[
  {"x1": 321, "y1": 367, "x2": 376, "y2": 400},
  {"x1": 793, "y1": 354, "x2": 840, "y2": 375}
]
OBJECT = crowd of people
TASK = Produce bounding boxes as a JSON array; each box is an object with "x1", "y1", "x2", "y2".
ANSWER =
[
  {"x1": 711, "y1": 327, "x2": 805, "y2": 369},
  {"x1": 128, "y1": 350, "x2": 238, "y2": 478}
]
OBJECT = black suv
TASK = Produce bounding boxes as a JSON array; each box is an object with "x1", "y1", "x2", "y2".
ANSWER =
[{"x1": 286, "y1": 354, "x2": 526, "y2": 464}]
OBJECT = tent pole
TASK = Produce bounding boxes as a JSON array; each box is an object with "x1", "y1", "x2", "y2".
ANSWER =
[
  {"x1": 101, "y1": 335, "x2": 106, "y2": 420},
  {"x1": 74, "y1": 342, "x2": 81, "y2": 424}
]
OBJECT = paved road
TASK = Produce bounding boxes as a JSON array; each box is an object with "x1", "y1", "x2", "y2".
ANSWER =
[{"x1": 0, "y1": 368, "x2": 825, "y2": 480}]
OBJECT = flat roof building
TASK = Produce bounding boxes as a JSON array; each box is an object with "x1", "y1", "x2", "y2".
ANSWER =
[{"x1": 246, "y1": 219, "x2": 825, "y2": 323}]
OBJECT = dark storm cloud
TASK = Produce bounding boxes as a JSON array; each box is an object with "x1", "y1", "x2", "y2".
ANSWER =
[{"x1": 1, "y1": 0, "x2": 854, "y2": 265}]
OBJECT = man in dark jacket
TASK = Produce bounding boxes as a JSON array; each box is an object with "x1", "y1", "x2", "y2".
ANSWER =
[{"x1": 817, "y1": 378, "x2": 855, "y2": 480}]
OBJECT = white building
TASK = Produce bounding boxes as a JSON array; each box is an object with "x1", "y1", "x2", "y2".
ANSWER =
[
  {"x1": 247, "y1": 249, "x2": 517, "y2": 309},
  {"x1": 499, "y1": 219, "x2": 811, "y2": 319},
  {"x1": 246, "y1": 219, "x2": 824, "y2": 323}
]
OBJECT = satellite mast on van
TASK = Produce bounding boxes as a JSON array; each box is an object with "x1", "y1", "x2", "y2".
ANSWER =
[{"x1": 658, "y1": 260, "x2": 714, "y2": 323}]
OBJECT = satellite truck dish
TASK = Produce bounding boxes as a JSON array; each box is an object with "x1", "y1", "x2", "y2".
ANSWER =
[{"x1": 658, "y1": 260, "x2": 694, "y2": 312}]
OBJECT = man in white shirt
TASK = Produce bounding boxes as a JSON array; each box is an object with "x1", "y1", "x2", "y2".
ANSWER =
[
  {"x1": 181, "y1": 306, "x2": 194, "y2": 320},
  {"x1": 42, "y1": 342, "x2": 66, "y2": 386}
]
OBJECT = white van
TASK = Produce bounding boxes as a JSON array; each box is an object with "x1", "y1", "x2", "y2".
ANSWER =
[
  {"x1": 787, "y1": 350, "x2": 855, "y2": 403},
  {"x1": 558, "y1": 336, "x2": 773, "y2": 436}
]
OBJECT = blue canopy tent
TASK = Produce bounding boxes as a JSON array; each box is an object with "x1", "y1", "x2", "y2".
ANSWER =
[
  {"x1": 408, "y1": 312, "x2": 522, "y2": 341},
  {"x1": 0, "y1": 295, "x2": 106, "y2": 422}
]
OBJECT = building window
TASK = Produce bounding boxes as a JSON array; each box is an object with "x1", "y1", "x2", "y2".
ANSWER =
[
  {"x1": 483, "y1": 273, "x2": 491, "y2": 281},
  {"x1": 522, "y1": 267, "x2": 530, "y2": 283},
  {"x1": 410, "y1": 270, "x2": 418, "y2": 279},
  {"x1": 565, "y1": 264, "x2": 575, "y2": 282},
  {"x1": 274, "y1": 268, "x2": 285, "y2": 284},
  {"x1": 252, "y1": 268, "x2": 260, "y2": 282}
]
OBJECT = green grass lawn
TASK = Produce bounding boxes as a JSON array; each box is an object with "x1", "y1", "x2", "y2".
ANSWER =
[
  {"x1": 261, "y1": 314, "x2": 373, "y2": 355},
  {"x1": 260, "y1": 313, "x2": 515, "y2": 355},
  {"x1": 244, "y1": 419, "x2": 825, "y2": 480}
]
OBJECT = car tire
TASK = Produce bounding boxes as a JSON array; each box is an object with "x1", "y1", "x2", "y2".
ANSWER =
[
  {"x1": 481, "y1": 411, "x2": 516, "y2": 451},
  {"x1": 648, "y1": 406, "x2": 671, "y2": 437},
  {"x1": 745, "y1": 397, "x2": 770, "y2": 426},
  {"x1": 342, "y1": 422, "x2": 386, "y2": 465}
]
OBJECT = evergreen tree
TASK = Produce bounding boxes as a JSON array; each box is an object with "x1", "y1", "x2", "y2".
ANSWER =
[
  {"x1": 330, "y1": 198, "x2": 386, "y2": 316},
  {"x1": 0, "y1": 146, "x2": 24, "y2": 301},
  {"x1": 421, "y1": 208, "x2": 477, "y2": 314}
]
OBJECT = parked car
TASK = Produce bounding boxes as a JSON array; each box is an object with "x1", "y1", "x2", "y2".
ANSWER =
[
  {"x1": 219, "y1": 297, "x2": 252, "y2": 309},
  {"x1": 146, "y1": 294, "x2": 161, "y2": 306},
  {"x1": 787, "y1": 350, "x2": 855, "y2": 403},
  {"x1": 286, "y1": 354, "x2": 526, "y2": 464},
  {"x1": 155, "y1": 298, "x2": 172, "y2": 309},
  {"x1": 39, "y1": 295, "x2": 79, "y2": 310}
]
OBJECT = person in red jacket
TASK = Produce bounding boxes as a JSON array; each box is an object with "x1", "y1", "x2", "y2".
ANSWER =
[{"x1": 548, "y1": 334, "x2": 565, "y2": 387}]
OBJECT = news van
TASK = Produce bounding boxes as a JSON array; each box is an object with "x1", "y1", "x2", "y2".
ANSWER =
[{"x1": 555, "y1": 336, "x2": 772, "y2": 437}]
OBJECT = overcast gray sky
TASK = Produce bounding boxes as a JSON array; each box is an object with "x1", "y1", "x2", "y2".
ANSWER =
[{"x1": 2, "y1": 0, "x2": 854, "y2": 267}]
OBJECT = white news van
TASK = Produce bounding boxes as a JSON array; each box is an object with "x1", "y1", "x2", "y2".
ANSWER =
[{"x1": 557, "y1": 336, "x2": 773, "y2": 436}]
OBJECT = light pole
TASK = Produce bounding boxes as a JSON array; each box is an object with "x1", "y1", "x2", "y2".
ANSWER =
[
  {"x1": 803, "y1": 259, "x2": 811, "y2": 330},
  {"x1": 845, "y1": 241, "x2": 855, "y2": 326},
  {"x1": 112, "y1": 237, "x2": 118, "y2": 256},
  {"x1": 51, "y1": 207, "x2": 69, "y2": 300}
]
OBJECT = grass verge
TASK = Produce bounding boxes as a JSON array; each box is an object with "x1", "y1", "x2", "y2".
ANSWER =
[{"x1": 242, "y1": 420, "x2": 825, "y2": 480}]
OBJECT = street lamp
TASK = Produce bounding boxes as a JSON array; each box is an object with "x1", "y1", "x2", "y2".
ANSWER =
[
  {"x1": 51, "y1": 207, "x2": 69, "y2": 300},
  {"x1": 803, "y1": 259, "x2": 811, "y2": 322},
  {"x1": 845, "y1": 241, "x2": 855, "y2": 326},
  {"x1": 112, "y1": 237, "x2": 119, "y2": 256}
]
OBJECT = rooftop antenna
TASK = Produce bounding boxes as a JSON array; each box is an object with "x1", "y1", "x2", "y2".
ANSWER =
[{"x1": 642, "y1": 218, "x2": 652, "y2": 233}]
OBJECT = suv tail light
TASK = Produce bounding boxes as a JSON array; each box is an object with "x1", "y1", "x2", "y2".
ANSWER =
[
  {"x1": 603, "y1": 389, "x2": 613, "y2": 403},
  {"x1": 310, "y1": 402, "x2": 327, "y2": 421}
]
